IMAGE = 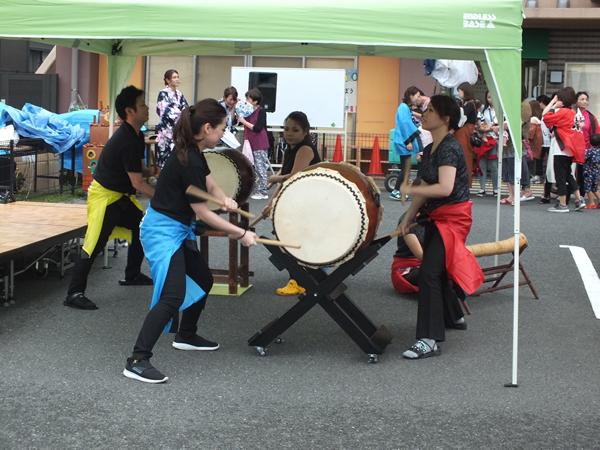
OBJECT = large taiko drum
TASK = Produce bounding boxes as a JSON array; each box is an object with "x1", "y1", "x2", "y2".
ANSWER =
[
  {"x1": 270, "y1": 162, "x2": 383, "y2": 268},
  {"x1": 203, "y1": 149, "x2": 254, "y2": 210}
]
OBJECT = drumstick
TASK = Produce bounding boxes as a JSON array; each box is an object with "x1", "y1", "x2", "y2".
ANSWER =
[
  {"x1": 400, "y1": 157, "x2": 412, "y2": 205},
  {"x1": 185, "y1": 185, "x2": 255, "y2": 219},
  {"x1": 388, "y1": 221, "x2": 420, "y2": 238},
  {"x1": 249, "y1": 214, "x2": 266, "y2": 228},
  {"x1": 226, "y1": 234, "x2": 301, "y2": 249}
]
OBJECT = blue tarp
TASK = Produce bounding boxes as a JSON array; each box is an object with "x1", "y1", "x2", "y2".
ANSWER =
[{"x1": 0, "y1": 103, "x2": 97, "y2": 173}]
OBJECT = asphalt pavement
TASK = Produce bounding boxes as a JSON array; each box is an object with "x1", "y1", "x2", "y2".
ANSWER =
[{"x1": 1, "y1": 186, "x2": 599, "y2": 449}]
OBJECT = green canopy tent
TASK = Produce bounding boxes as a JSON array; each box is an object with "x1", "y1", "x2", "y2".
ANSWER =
[{"x1": 0, "y1": 0, "x2": 526, "y2": 384}]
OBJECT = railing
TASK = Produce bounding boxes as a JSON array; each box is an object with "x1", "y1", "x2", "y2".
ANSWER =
[{"x1": 237, "y1": 128, "x2": 395, "y2": 178}]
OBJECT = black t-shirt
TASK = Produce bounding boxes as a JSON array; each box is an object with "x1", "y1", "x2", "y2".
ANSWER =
[
  {"x1": 463, "y1": 101, "x2": 477, "y2": 125},
  {"x1": 151, "y1": 148, "x2": 211, "y2": 225},
  {"x1": 419, "y1": 133, "x2": 470, "y2": 212},
  {"x1": 281, "y1": 139, "x2": 321, "y2": 176},
  {"x1": 395, "y1": 212, "x2": 425, "y2": 259},
  {"x1": 93, "y1": 121, "x2": 145, "y2": 194}
]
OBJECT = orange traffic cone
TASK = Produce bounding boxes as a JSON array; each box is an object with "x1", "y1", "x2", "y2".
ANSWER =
[
  {"x1": 368, "y1": 136, "x2": 383, "y2": 176},
  {"x1": 333, "y1": 134, "x2": 343, "y2": 163}
]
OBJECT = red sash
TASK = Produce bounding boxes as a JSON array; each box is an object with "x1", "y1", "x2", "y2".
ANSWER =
[
  {"x1": 391, "y1": 256, "x2": 421, "y2": 295},
  {"x1": 427, "y1": 202, "x2": 484, "y2": 295}
]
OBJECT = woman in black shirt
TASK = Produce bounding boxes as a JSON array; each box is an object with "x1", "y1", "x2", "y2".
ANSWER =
[
  {"x1": 398, "y1": 95, "x2": 483, "y2": 359},
  {"x1": 123, "y1": 99, "x2": 257, "y2": 384},
  {"x1": 262, "y1": 111, "x2": 320, "y2": 296}
]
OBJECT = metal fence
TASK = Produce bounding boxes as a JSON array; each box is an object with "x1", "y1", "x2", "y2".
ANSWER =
[{"x1": 265, "y1": 130, "x2": 394, "y2": 178}]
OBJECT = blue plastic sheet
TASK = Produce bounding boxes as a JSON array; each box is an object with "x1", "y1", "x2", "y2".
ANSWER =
[
  {"x1": 1, "y1": 104, "x2": 146, "y2": 174},
  {"x1": 0, "y1": 103, "x2": 97, "y2": 173}
]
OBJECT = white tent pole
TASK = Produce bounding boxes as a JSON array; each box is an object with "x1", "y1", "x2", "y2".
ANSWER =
[
  {"x1": 481, "y1": 51, "x2": 520, "y2": 387},
  {"x1": 509, "y1": 137, "x2": 522, "y2": 388}
]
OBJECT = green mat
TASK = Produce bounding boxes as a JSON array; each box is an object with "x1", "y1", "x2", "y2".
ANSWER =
[{"x1": 209, "y1": 284, "x2": 253, "y2": 296}]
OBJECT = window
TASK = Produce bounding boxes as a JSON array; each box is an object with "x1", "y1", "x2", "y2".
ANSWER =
[{"x1": 565, "y1": 63, "x2": 600, "y2": 116}]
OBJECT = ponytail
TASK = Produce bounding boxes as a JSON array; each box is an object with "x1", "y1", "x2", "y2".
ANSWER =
[{"x1": 173, "y1": 99, "x2": 227, "y2": 166}]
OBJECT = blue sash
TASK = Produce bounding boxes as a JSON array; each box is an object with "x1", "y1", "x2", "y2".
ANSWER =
[{"x1": 140, "y1": 205, "x2": 205, "y2": 332}]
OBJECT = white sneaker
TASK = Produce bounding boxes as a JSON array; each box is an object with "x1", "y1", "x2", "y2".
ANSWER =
[{"x1": 251, "y1": 194, "x2": 268, "y2": 200}]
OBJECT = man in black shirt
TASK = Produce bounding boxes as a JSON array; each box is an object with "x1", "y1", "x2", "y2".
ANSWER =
[{"x1": 64, "y1": 86, "x2": 157, "y2": 310}]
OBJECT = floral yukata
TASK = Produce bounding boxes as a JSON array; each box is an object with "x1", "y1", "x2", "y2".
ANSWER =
[{"x1": 155, "y1": 87, "x2": 189, "y2": 168}]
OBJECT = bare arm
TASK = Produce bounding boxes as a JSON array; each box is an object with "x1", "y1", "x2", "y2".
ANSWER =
[
  {"x1": 403, "y1": 233, "x2": 424, "y2": 262},
  {"x1": 402, "y1": 166, "x2": 456, "y2": 199},
  {"x1": 542, "y1": 95, "x2": 562, "y2": 116},
  {"x1": 191, "y1": 201, "x2": 257, "y2": 247},
  {"x1": 205, "y1": 174, "x2": 230, "y2": 211},
  {"x1": 127, "y1": 172, "x2": 155, "y2": 199}
]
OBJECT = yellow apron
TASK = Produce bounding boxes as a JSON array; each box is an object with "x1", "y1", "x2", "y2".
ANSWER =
[{"x1": 82, "y1": 180, "x2": 143, "y2": 257}]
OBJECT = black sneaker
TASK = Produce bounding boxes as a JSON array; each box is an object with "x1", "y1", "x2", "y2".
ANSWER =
[
  {"x1": 172, "y1": 335, "x2": 220, "y2": 351},
  {"x1": 123, "y1": 358, "x2": 168, "y2": 384},
  {"x1": 119, "y1": 273, "x2": 153, "y2": 286},
  {"x1": 63, "y1": 292, "x2": 98, "y2": 310}
]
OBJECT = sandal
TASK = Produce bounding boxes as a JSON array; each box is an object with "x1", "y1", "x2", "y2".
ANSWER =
[
  {"x1": 403, "y1": 340, "x2": 441, "y2": 359},
  {"x1": 538, "y1": 198, "x2": 550, "y2": 204},
  {"x1": 584, "y1": 204, "x2": 596, "y2": 210},
  {"x1": 499, "y1": 198, "x2": 510, "y2": 204}
]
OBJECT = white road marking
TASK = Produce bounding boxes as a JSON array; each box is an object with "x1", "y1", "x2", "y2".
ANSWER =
[{"x1": 560, "y1": 245, "x2": 600, "y2": 319}]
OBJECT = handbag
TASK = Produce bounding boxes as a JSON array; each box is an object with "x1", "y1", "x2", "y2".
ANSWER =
[
  {"x1": 470, "y1": 134, "x2": 482, "y2": 148},
  {"x1": 522, "y1": 139, "x2": 533, "y2": 162},
  {"x1": 242, "y1": 138, "x2": 254, "y2": 165}
]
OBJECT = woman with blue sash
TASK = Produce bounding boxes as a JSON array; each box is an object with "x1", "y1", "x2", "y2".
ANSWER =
[{"x1": 123, "y1": 99, "x2": 257, "y2": 384}]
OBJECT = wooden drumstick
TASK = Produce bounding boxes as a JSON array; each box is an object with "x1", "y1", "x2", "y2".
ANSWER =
[
  {"x1": 389, "y1": 221, "x2": 420, "y2": 238},
  {"x1": 185, "y1": 185, "x2": 255, "y2": 219},
  {"x1": 255, "y1": 237, "x2": 301, "y2": 249},
  {"x1": 249, "y1": 214, "x2": 266, "y2": 228},
  {"x1": 226, "y1": 234, "x2": 301, "y2": 249},
  {"x1": 400, "y1": 157, "x2": 412, "y2": 204}
]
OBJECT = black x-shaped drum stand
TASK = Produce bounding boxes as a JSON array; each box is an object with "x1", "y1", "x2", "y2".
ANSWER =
[{"x1": 248, "y1": 235, "x2": 394, "y2": 363}]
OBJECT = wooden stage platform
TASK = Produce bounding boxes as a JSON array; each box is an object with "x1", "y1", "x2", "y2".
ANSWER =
[{"x1": 0, "y1": 202, "x2": 88, "y2": 305}]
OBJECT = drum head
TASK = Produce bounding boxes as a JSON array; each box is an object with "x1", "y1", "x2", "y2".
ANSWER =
[
  {"x1": 272, "y1": 167, "x2": 370, "y2": 268},
  {"x1": 203, "y1": 150, "x2": 253, "y2": 210}
]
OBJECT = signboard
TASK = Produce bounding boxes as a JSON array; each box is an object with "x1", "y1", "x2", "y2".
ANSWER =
[{"x1": 345, "y1": 69, "x2": 357, "y2": 113}]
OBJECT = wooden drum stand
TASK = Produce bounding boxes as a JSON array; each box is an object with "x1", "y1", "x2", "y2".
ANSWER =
[
  {"x1": 248, "y1": 235, "x2": 394, "y2": 363},
  {"x1": 199, "y1": 203, "x2": 254, "y2": 295}
]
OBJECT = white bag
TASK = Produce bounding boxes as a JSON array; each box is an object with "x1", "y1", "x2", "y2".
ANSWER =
[
  {"x1": 0, "y1": 124, "x2": 19, "y2": 144},
  {"x1": 242, "y1": 139, "x2": 254, "y2": 165}
]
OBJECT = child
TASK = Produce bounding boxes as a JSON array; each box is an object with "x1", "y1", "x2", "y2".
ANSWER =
[{"x1": 584, "y1": 133, "x2": 600, "y2": 208}]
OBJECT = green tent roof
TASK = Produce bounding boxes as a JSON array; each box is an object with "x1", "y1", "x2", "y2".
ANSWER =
[{"x1": 0, "y1": 0, "x2": 525, "y2": 155}]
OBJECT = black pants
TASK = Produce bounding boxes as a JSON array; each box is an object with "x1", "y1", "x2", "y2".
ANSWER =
[
  {"x1": 394, "y1": 154, "x2": 413, "y2": 191},
  {"x1": 416, "y1": 223, "x2": 464, "y2": 342},
  {"x1": 535, "y1": 146, "x2": 550, "y2": 177},
  {"x1": 67, "y1": 197, "x2": 144, "y2": 296},
  {"x1": 131, "y1": 240, "x2": 214, "y2": 360},
  {"x1": 554, "y1": 155, "x2": 579, "y2": 197}
]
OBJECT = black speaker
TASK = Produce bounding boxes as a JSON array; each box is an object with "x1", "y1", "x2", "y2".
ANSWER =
[{"x1": 248, "y1": 72, "x2": 277, "y2": 113}]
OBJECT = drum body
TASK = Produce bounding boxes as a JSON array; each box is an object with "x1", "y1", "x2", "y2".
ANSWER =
[
  {"x1": 203, "y1": 149, "x2": 254, "y2": 210},
  {"x1": 271, "y1": 162, "x2": 382, "y2": 268}
]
